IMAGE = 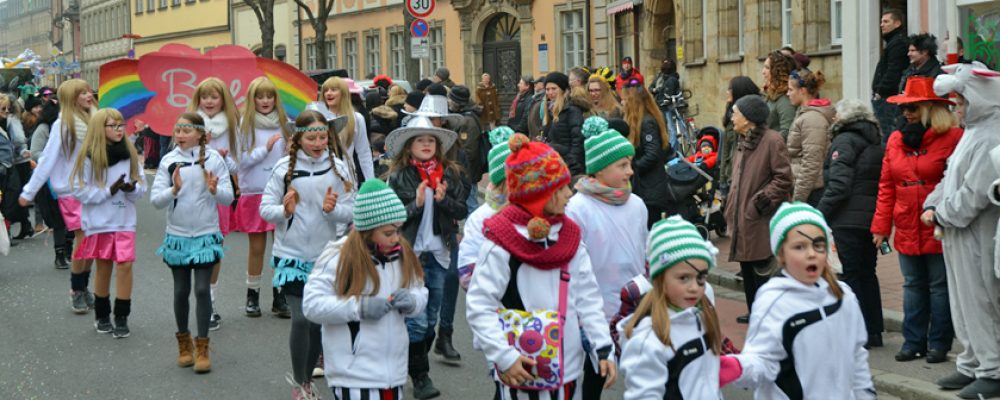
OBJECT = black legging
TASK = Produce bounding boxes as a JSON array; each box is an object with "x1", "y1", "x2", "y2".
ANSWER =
[
  {"x1": 286, "y1": 294, "x2": 322, "y2": 385},
  {"x1": 34, "y1": 185, "x2": 70, "y2": 252},
  {"x1": 581, "y1": 352, "x2": 606, "y2": 400},
  {"x1": 172, "y1": 266, "x2": 213, "y2": 338}
]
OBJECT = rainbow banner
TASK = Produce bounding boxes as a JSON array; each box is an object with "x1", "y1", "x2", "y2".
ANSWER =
[
  {"x1": 98, "y1": 44, "x2": 318, "y2": 135},
  {"x1": 98, "y1": 59, "x2": 154, "y2": 124},
  {"x1": 257, "y1": 57, "x2": 316, "y2": 118}
]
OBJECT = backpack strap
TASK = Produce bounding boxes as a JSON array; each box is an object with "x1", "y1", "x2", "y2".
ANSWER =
[{"x1": 283, "y1": 166, "x2": 334, "y2": 229}]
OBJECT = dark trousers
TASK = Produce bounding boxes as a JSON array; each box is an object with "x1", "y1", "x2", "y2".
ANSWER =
[
  {"x1": 834, "y1": 228, "x2": 884, "y2": 337},
  {"x1": 438, "y1": 239, "x2": 459, "y2": 331},
  {"x1": 581, "y1": 353, "x2": 605, "y2": 400},
  {"x1": 740, "y1": 258, "x2": 773, "y2": 311},
  {"x1": 872, "y1": 98, "x2": 899, "y2": 144},
  {"x1": 34, "y1": 185, "x2": 70, "y2": 252}
]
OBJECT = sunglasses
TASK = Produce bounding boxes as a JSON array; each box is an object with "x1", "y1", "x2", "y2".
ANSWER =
[{"x1": 899, "y1": 104, "x2": 918, "y2": 112}]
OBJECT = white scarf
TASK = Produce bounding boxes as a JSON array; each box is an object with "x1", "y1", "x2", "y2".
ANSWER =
[
  {"x1": 198, "y1": 110, "x2": 230, "y2": 139},
  {"x1": 254, "y1": 111, "x2": 280, "y2": 129},
  {"x1": 70, "y1": 116, "x2": 89, "y2": 142}
]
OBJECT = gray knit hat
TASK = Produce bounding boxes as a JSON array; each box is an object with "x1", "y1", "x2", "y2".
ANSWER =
[
  {"x1": 647, "y1": 216, "x2": 717, "y2": 278},
  {"x1": 734, "y1": 94, "x2": 769, "y2": 126},
  {"x1": 352, "y1": 179, "x2": 407, "y2": 231}
]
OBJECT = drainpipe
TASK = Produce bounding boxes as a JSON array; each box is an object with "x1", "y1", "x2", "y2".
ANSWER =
[
  {"x1": 297, "y1": 4, "x2": 303, "y2": 69},
  {"x1": 584, "y1": 0, "x2": 592, "y2": 66}
]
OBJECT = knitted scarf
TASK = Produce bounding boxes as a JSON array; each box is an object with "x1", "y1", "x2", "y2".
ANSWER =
[
  {"x1": 106, "y1": 140, "x2": 131, "y2": 166},
  {"x1": 254, "y1": 111, "x2": 281, "y2": 130},
  {"x1": 483, "y1": 205, "x2": 581, "y2": 271},
  {"x1": 198, "y1": 110, "x2": 230, "y2": 140},
  {"x1": 574, "y1": 177, "x2": 631, "y2": 206},
  {"x1": 71, "y1": 117, "x2": 89, "y2": 142},
  {"x1": 410, "y1": 159, "x2": 444, "y2": 190}
]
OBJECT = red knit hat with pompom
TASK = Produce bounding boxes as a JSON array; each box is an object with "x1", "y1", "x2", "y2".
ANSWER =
[{"x1": 504, "y1": 134, "x2": 571, "y2": 239}]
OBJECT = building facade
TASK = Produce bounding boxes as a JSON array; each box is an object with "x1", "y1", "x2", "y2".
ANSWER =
[
  {"x1": 130, "y1": 0, "x2": 231, "y2": 57},
  {"x1": 0, "y1": 0, "x2": 78, "y2": 86},
  {"x1": 233, "y1": 0, "x2": 295, "y2": 66},
  {"x1": 80, "y1": 0, "x2": 129, "y2": 85}
]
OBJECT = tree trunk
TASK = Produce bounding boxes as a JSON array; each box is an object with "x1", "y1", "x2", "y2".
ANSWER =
[
  {"x1": 314, "y1": 21, "x2": 328, "y2": 69},
  {"x1": 259, "y1": 1, "x2": 275, "y2": 59}
]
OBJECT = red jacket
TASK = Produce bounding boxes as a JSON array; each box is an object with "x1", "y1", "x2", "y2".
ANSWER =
[
  {"x1": 687, "y1": 135, "x2": 718, "y2": 169},
  {"x1": 871, "y1": 126, "x2": 963, "y2": 255},
  {"x1": 615, "y1": 70, "x2": 645, "y2": 92}
]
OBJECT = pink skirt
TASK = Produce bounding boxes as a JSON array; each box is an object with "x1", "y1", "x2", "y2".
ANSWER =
[
  {"x1": 58, "y1": 196, "x2": 83, "y2": 232},
  {"x1": 74, "y1": 231, "x2": 136, "y2": 263},
  {"x1": 235, "y1": 194, "x2": 274, "y2": 233},
  {"x1": 217, "y1": 204, "x2": 237, "y2": 236}
]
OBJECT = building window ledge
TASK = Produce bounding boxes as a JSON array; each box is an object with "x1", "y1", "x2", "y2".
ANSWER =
[
  {"x1": 718, "y1": 55, "x2": 743, "y2": 64},
  {"x1": 806, "y1": 48, "x2": 841, "y2": 57},
  {"x1": 684, "y1": 59, "x2": 707, "y2": 67}
]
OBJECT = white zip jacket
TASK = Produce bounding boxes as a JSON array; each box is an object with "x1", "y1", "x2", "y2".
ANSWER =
[
  {"x1": 72, "y1": 158, "x2": 146, "y2": 235},
  {"x1": 457, "y1": 203, "x2": 497, "y2": 267},
  {"x1": 20, "y1": 118, "x2": 80, "y2": 200},
  {"x1": 466, "y1": 222, "x2": 612, "y2": 384},
  {"x1": 565, "y1": 192, "x2": 648, "y2": 321},
  {"x1": 260, "y1": 150, "x2": 355, "y2": 262},
  {"x1": 150, "y1": 146, "x2": 234, "y2": 237},
  {"x1": 340, "y1": 111, "x2": 374, "y2": 182},
  {"x1": 303, "y1": 236, "x2": 428, "y2": 389},
  {"x1": 237, "y1": 124, "x2": 287, "y2": 195},
  {"x1": 618, "y1": 307, "x2": 721, "y2": 400},
  {"x1": 734, "y1": 272, "x2": 876, "y2": 400}
]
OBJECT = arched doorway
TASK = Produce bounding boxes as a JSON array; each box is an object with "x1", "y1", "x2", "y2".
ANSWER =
[{"x1": 482, "y1": 13, "x2": 521, "y2": 123}]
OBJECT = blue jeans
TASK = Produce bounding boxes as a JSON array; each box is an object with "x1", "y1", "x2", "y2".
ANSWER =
[
  {"x1": 466, "y1": 181, "x2": 479, "y2": 212},
  {"x1": 438, "y1": 239, "x2": 459, "y2": 332},
  {"x1": 871, "y1": 98, "x2": 899, "y2": 144},
  {"x1": 898, "y1": 253, "x2": 954, "y2": 352},
  {"x1": 663, "y1": 108, "x2": 685, "y2": 153},
  {"x1": 406, "y1": 252, "x2": 446, "y2": 342}
]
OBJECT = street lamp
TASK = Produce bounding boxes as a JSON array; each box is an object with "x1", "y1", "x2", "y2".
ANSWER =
[{"x1": 122, "y1": 33, "x2": 142, "y2": 58}]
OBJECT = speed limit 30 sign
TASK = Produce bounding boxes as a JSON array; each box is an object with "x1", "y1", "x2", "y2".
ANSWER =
[{"x1": 406, "y1": 0, "x2": 435, "y2": 18}]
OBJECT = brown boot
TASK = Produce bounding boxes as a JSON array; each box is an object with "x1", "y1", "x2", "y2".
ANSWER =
[
  {"x1": 193, "y1": 336, "x2": 211, "y2": 373},
  {"x1": 176, "y1": 332, "x2": 194, "y2": 367}
]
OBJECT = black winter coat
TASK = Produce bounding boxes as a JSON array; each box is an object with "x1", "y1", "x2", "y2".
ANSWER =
[
  {"x1": 388, "y1": 166, "x2": 469, "y2": 249},
  {"x1": 897, "y1": 57, "x2": 944, "y2": 94},
  {"x1": 448, "y1": 106, "x2": 485, "y2": 182},
  {"x1": 816, "y1": 117, "x2": 884, "y2": 230},
  {"x1": 508, "y1": 91, "x2": 535, "y2": 133},
  {"x1": 872, "y1": 26, "x2": 909, "y2": 98},
  {"x1": 542, "y1": 99, "x2": 586, "y2": 175},
  {"x1": 631, "y1": 114, "x2": 671, "y2": 209}
]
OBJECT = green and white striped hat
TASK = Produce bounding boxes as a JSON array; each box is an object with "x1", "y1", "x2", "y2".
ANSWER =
[
  {"x1": 353, "y1": 179, "x2": 408, "y2": 231},
  {"x1": 584, "y1": 128, "x2": 635, "y2": 175},
  {"x1": 488, "y1": 126, "x2": 515, "y2": 185},
  {"x1": 647, "y1": 215, "x2": 717, "y2": 278},
  {"x1": 769, "y1": 201, "x2": 832, "y2": 255}
]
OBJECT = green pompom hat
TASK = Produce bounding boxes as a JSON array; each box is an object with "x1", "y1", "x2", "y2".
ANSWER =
[
  {"x1": 583, "y1": 128, "x2": 635, "y2": 175},
  {"x1": 647, "y1": 216, "x2": 717, "y2": 278}
]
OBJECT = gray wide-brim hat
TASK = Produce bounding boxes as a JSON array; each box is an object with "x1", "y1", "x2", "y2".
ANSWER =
[
  {"x1": 385, "y1": 115, "x2": 458, "y2": 157},
  {"x1": 402, "y1": 94, "x2": 449, "y2": 118}
]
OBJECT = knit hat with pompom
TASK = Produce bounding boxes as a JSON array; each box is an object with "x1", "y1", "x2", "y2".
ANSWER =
[
  {"x1": 504, "y1": 133, "x2": 571, "y2": 239},
  {"x1": 583, "y1": 127, "x2": 635, "y2": 174}
]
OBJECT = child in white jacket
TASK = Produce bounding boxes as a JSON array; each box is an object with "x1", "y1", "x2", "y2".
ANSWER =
[
  {"x1": 466, "y1": 134, "x2": 616, "y2": 400},
  {"x1": 152, "y1": 112, "x2": 233, "y2": 373},
  {"x1": 618, "y1": 216, "x2": 723, "y2": 399},
  {"x1": 236, "y1": 77, "x2": 292, "y2": 318},
  {"x1": 728, "y1": 202, "x2": 877, "y2": 399},
  {"x1": 303, "y1": 178, "x2": 428, "y2": 399},
  {"x1": 70, "y1": 108, "x2": 145, "y2": 339},
  {"x1": 564, "y1": 118, "x2": 648, "y2": 397},
  {"x1": 456, "y1": 126, "x2": 514, "y2": 291},
  {"x1": 260, "y1": 110, "x2": 355, "y2": 398}
]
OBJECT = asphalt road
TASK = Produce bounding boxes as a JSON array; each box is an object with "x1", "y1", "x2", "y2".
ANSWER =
[{"x1": 0, "y1": 173, "x2": 761, "y2": 399}]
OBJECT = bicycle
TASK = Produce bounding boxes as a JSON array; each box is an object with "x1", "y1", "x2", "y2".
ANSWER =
[{"x1": 660, "y1": 89, "x2": 699, "y2": 157}]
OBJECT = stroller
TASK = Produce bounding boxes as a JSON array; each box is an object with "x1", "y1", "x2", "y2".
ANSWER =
[{"x1": 663, "y1": 126, "x2": 727, "y2": 239}]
